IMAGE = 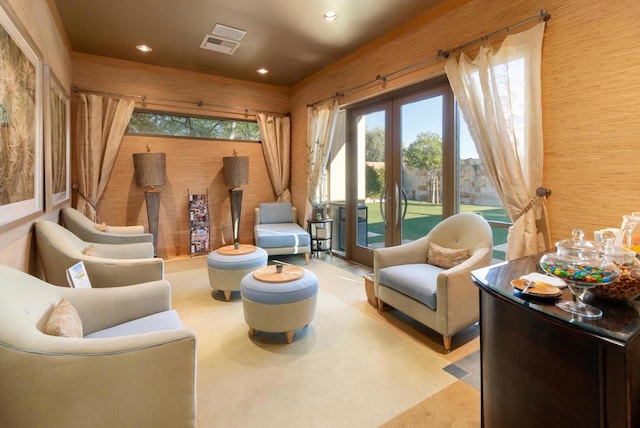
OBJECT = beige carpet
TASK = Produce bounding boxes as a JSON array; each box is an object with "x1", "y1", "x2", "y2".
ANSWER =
[{"x1": 166, "y1": 256, "x2": 479, "y2": 427}]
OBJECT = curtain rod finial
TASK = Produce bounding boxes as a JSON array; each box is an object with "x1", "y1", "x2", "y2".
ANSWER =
[{"x1": 537, "y1": 8, "x2": 551, "y2": 21}]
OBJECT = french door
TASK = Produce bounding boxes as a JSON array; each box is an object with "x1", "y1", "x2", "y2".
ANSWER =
[{"x1": 347, "y1": 79, "x2": 455, "y2": 267}]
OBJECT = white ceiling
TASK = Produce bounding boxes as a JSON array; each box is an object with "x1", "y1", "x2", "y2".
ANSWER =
[{"x1": 53, "y1": 0, "x2": 448, "y2": 87}]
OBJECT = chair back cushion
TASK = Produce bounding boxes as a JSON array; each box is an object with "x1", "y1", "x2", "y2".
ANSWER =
[
  {"x1": 427, "y1": 212, "x2": 493, "y2": 254},
  {"x1": 259, "y1": 202, "x2": 293, "y2": 224}
]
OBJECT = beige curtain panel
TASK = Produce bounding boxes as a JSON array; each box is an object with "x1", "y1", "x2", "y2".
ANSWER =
[
  {"x1": 445, "y1": 22, "x2": 549, "y2": 260},
  {"x1": 305, "y1": 99, "x2": 340, "y2": 223},
  {"x1": 74, "y1": 94, "x2": 134, "y2": 221},
  {"x1": 257, "y1": 113, "x2": 291, "y2": 203}
]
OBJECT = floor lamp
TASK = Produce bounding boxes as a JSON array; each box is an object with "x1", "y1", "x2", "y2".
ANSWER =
[
  {"x1": 133, "y1": 152, "x2": 166, "y2": 256},
  {"x1": 223, "y1": 153, "x2": 249, "y2": 249}
]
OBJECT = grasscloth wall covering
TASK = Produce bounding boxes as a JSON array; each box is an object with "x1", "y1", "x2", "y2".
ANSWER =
[{"x1": 1, "y1": 0, "x2": 639, "y2": 268}]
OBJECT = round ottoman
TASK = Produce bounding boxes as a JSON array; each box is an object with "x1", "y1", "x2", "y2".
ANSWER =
[
  {"x1": 207, "y1": 245, "x2": 268, "y2": 301},
  {"x1": 241, "y1": 266, "x2": 318, "y2": 344}
]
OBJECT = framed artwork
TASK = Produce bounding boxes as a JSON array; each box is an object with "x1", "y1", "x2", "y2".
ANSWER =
[
  {"x1": 44, "y1": 64, "x2": 70, "y2": 211},
  {"x1": 0, "y1": 3, "x2": 43, "y2": 228}
]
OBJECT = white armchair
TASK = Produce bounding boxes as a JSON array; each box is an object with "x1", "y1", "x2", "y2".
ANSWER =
[
  {"x1": 35, "y1": 220, "x2": 163, "y2": 288},
  {"x1": 374, "y1": 212, "x2": 493, "y2": 352},
  {"x1": 61, "y1": 207, "x2": 153, "y2": 245},
  {"x1": 0, "y1": 264, "x2": 196, "y2": 427}
]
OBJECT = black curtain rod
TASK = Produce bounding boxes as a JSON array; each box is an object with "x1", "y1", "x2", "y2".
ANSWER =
[
  {"x1": 71, "y1": 86, "x2": 289, "y2": 118},
  {"x1": 307, "y1": 8, "x2": 551, "y2": 108}
]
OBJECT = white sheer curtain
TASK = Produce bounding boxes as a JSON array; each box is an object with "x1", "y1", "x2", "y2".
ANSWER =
[
  {"x1": 257, "y1": 113, "x2": 291, "y2": 202},
  {"x1": 74, "y1": 94, "x2": 135, "y2": 221},
  {"x1": 306, "y1": 99, "x2": 340, "y2": 223},
  {"x1": 445, "y1": 22, "x2": 549, "y2": 260}
]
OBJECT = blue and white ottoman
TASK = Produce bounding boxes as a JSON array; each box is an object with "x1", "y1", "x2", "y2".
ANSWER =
[
  {"x1": 241, "y1": 265, "x2": 318, "y2": 344},
  {"x1": 207, "y1": 245, "x2": 268, "y2": 301}
]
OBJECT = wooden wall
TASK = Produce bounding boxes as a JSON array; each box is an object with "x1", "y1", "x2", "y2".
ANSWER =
[
  {"x1": 71, "y1": 54, "x2": 290, "y2": 258},
  {"x1": 290, "y1": 0, "x2": 640, "y2": 245}
]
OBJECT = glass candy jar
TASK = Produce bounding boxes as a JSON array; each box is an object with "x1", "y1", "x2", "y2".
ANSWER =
[{"x1": 540, "y1": 229, "x2": 619, "y2": 319}]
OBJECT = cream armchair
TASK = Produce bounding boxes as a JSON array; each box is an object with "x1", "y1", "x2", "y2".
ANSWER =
[
  {"x1": 35, "y1": 220, "x2": 163, "y2": 288},
  {"x1": 373, "y1": 212, "x2": 493, "y2": 352},
  {"x1": 0, "y1": 264, "x2": 196, "y2": 428},
  {"x1": 61, "y1": 207, "x2": 153, "y2": 245}
]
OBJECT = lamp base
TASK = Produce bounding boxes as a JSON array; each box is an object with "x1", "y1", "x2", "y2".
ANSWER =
[
  {"x1": 229, "y1": 188, "x2": 243, "y2": 247},
  {"x1": 145, "y1": 190, "x2": 161, "y2": 257}
]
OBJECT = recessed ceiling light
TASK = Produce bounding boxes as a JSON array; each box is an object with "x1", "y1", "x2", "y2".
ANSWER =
[
  {"x1": 257, "y1": 68, "x2": 269, "y2": 75},
  {"x1": 323, "y1": 11, "x2": 338, "y2": 22},
  {"x1": 136, "y1": 44, "x2": 152, "y2": 53}
]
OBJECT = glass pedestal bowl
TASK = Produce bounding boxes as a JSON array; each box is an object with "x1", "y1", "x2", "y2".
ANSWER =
[{"x1": 540, "y1": 230, "x2": 619, "y2": 319}]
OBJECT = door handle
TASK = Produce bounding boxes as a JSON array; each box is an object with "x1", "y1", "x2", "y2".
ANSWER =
[
  {"x1": 401, "y1": 186, "x2": 408, "y2": 221},
  {"x1": 395, "y1": 183, "x2": 400, "y2": 228},
  {"x1": 379, "y1": 183, "x2": 388, "y2": 227}
]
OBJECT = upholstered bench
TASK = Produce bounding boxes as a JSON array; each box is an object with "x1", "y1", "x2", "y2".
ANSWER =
[
  {"x1": 207, "y1": 245, "x2": 268, "y2": 301},
  {"x1": 240, "y1": 265, "x2": 318, "y2": 344}
]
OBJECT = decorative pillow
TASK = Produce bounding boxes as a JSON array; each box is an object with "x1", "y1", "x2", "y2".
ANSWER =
[
  {"x1": 95, "y1": 222, "x2": 108, "y2": 232},
  {"x1": 45, "y1": 298, "x2": 83, "y2": 338},
  {"x1": 427, "y1": 242, "x2": 470, "y2": 269},
  {"x1": 82, "y1": 245, "x2": 96, "y2": 256}
]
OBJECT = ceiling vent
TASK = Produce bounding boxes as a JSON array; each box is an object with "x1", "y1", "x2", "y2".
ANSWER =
[
  {"x1": 212, "y1": 23, "x2": 246, "y2": 42},
  {"x1": 200, "y1": 35, "x2": 240, "y2": 55}
]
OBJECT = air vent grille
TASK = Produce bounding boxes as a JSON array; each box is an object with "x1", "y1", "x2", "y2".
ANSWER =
[
  {"x1": 212, "y1": 24, "x2": 246, "y2": 42},
  {"x1": 199, "y1": 35, "x2": 240, "y2": 55}
]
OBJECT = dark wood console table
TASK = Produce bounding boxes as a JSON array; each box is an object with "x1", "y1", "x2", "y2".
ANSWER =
[{"x1": 471, "y1": 255, "x2": 640, "y2": 428}]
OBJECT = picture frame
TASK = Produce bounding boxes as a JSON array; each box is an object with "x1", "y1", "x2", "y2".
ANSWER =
[
  {"x1": 44, "y1": 64, "x2": 70, "y2": 211},
  {"x1": 0, "y1": 3, "x2": 43, "y2": 229}
]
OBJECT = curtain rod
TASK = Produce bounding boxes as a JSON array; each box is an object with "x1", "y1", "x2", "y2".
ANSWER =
[
  {"x1": 71, "y1": 86, "x2": 289, "y2": 118},
  {"x1": 307, "y1": 8, "x2": 551, "y2": 108}
]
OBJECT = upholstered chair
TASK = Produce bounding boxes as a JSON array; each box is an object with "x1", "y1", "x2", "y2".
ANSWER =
[
  {"x1": 61, "y1": 206, "x2": 153, "y2": 245},
  {"x1": 373, "y1": 212, "x2": 493, "y2": 352},
  {"x1": 35, "y1": 220, "x2": 163, "y2": 288},
  {"x1": 0, "y1": 264, "x2": 196, "y2": 427},
  {"x1": 254, "y1": 202, "x2": 311, "y2": 263}
]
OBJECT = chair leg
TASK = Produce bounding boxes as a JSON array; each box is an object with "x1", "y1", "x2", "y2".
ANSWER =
[
  {"x1": 223, "y1": 290, "x2": 231, "y2": 301},
  {"x1": 377, "y1": 298, "x2": 384, "y2": 310},
  {"x1": 249, "y1": 327, "x2": 256, "y2": 337},
  {"x1": 304, "y1": 253, "x2": 310, "y2": 264},
  {"x1": 285, "y1": 330, "x2": 294, "y2": 344},
  {"x1": 443, "y1": 335, "x2": 451, "y2": 352}
]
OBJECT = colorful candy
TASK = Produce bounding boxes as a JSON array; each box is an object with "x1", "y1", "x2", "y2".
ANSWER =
[{"x1": 540, "y1": 260, "x2": 618, "y2": 284}]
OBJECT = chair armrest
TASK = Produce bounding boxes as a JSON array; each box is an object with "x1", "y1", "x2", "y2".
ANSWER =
[
  {"x1": 2, "y1": 332, "x2": 196, "y2": 427},
  {"x1": 61, "y1": 280, "x2": 172, "y2": 334},
  {"x1": 83, "y1": 257, "x2": 164, "y2": 288},
  {"x1": 374, "y1": 237, "x2": 430, "y2": 269},
  {"x1": 105, "y1": 224, "x2": 145, "y2": 235},
  {"x1": 92, "y1": 241, "x2": 154, "y2": 259}
]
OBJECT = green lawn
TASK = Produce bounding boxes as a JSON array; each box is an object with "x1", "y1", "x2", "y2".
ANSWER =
[{"x1": 364, "y1": 201, "x2": 509, "y2": 259}]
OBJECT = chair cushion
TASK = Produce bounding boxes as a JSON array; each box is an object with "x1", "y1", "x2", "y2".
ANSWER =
[
  {"x1": 427, "y1": 242, "x2": 470, "y2": 269},
  {"x1": 45, "y1": 298, "x2": 83, "y2": 338},
  {"x1": 85, "y1": 310, "x2": 183, "y2": 338},
  {"x1": 378, "y1": 264, "x2": 444, "y2": 310},
  {"x1": 259, "y1": 202, "x2": 293, "y2": 224},
  {"x1": 254, "y1": 223, "x2": 311, "y2": 248}
]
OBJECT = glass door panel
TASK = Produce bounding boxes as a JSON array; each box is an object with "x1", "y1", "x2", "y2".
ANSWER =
[{"x1": 398, "y1": 95, "x2": 444, "y2": 245}]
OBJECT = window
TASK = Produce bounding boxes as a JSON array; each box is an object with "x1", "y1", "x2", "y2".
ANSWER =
[{"x1": 127, "y1": 110, "x2": 261, "y2": 141}]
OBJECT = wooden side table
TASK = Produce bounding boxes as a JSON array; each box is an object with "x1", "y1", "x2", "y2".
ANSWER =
[{"x1": 307, "y1": 218, "x2": 333, "y2": 257}]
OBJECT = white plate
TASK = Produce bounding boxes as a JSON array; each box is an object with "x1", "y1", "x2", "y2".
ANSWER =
[{"x1": 520, "y1": 272, "x2": 567, "y2": 289}]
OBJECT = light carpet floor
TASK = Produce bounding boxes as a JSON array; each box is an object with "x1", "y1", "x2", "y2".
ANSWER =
[{"x1": 166, "y1": 255, "x2": 479, "y2": 427}]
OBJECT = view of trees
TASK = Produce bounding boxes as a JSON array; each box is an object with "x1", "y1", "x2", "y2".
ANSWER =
[
  {"x1": 128, "y1": 111, "x2": 261, "y2": 140},
  {"x1": 365, "y1": 127, "x2": 443, "y2": 203}
]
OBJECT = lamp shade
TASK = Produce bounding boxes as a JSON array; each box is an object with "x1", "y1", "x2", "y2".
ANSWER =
[
  {"x1": 133, "y1": 153, "x2": 166, "y2": 187},
  {"x1": 223, "y1": 156, "x2": 249, "y2": 187}
]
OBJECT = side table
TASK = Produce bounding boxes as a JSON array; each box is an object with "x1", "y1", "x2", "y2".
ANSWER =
[{"x1": 308, "y1": 218, "x2": 333, "y2": 257}]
